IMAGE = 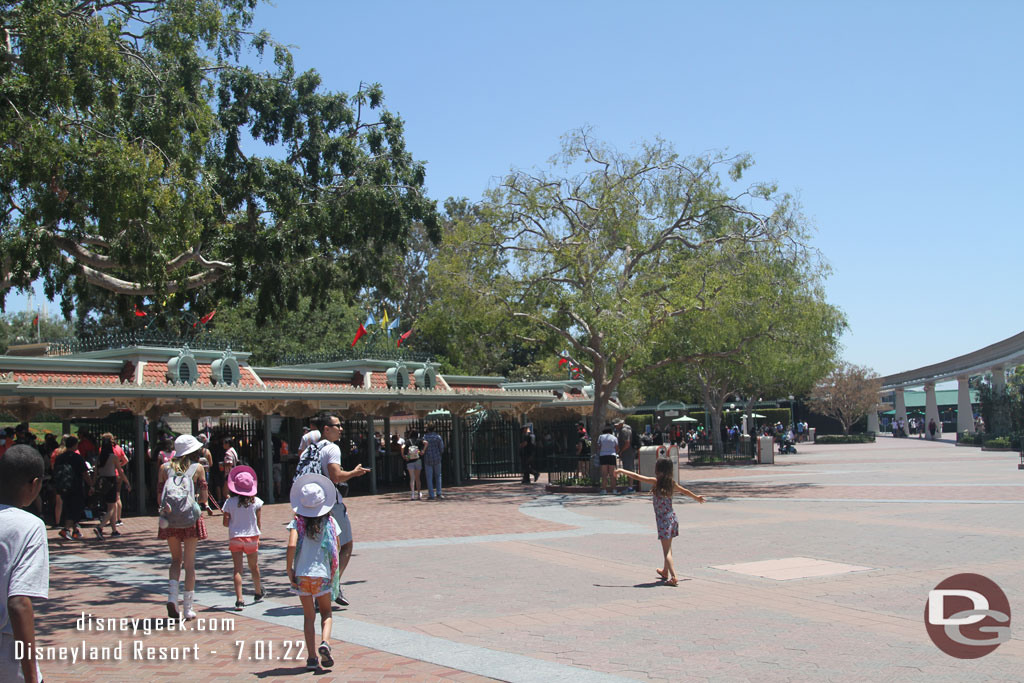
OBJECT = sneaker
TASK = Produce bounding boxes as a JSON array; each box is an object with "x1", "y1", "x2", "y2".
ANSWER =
[
  {"x1": 72, "y1": 529, "x2": 83, "y2": 540},
  {"x1": 436, "y1": 494, "x2": 445, "y2": 500},
  {"x1": 58, "y1": 529, "x2": 70, "y2": 541},
  {"x1": 417, "y1": 491, "x2": 422, "y2": 500},
  {"x1": 318, "y1": 641, "x2": 334, "y2": 668},
  {"x1": 305, "y1": 656, "x2": 320, "y2": 671},
  {"x1": 116, "y1": 521, "x2": 124, "y2": 526},
  {"x1": 93, "y1": 528, "x2": 105, "y2": 539},
  {"x1": 110, "y1": 530, "x2": 122, "y2": 537},
  {"x1": 334, "y1": 590, "x2": 349, "y2": 607},
  {"x1": 411, "y1": 492, "x2": 417, "y2": 500}
]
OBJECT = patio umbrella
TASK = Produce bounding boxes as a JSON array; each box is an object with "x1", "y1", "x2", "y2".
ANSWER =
[
  {"x1": 672, "y1": 415, "x2": 698, "y2": 423},
  {"x1": 746, "y1": 413, "x2": 766, "y2": 419}
]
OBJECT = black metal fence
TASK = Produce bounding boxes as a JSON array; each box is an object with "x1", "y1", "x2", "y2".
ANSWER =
[{"x1": 686, "y1": 437, "x2": 755, "y2": 465}]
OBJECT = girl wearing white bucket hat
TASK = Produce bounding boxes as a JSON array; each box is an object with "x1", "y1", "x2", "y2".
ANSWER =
[
  {"x1": 157, "y1": 434, "x2": 209, "y2": 620},
  {"x1": 287, "y1": 473, "x2": 342, "y2": 671}
]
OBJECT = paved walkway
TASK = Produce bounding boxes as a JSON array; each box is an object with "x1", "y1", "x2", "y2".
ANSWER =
[{"x1": 31, "y1": 437, "x2": 1024, "y2": 681}]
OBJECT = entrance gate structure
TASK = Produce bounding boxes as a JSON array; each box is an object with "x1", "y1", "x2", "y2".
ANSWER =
[{"x1": 0, "y1": 338, "x2": 615, "y2": 514}]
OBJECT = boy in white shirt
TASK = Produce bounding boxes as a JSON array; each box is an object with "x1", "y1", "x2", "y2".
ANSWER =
[{"x1": 0, "y1": 445, "x2": 49, "y2": 683}]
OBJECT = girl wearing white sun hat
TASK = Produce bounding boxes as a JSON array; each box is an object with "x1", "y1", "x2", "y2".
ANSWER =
[{"x1": 287, "y1": 473, "x2": 342, "y2": 671}]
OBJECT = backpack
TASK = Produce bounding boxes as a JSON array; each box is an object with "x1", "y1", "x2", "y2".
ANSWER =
[
  {"x1": 405, "y1": 444, "x2": 420, "y2": 460},
  {"x1": 161, "y1": 463, "x2": 201, "y2": 528},
  {"x1": 293, "y1": 441, "x2": 324, "y2": 482},
  {"x1": 53, "y1": 457, "x2": 76, "y2": 494}
]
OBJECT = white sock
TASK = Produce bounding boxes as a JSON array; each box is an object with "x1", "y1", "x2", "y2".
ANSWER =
[{"x1": 168, "y1": 580, "x2": 179, "y2": 605}]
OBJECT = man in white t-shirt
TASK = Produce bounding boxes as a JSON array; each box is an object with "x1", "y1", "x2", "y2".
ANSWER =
[
  {"x1": 1, "y1": 445, "x2": 49, "y2": 683},
  {"x1": 305, "y1": 414, "x2": 369, "y2": 606}
]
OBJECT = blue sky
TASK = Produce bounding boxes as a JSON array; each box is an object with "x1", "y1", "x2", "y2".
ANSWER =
[{"x1": 9, "y1": 1, "x2": 1022, "y2": 377}]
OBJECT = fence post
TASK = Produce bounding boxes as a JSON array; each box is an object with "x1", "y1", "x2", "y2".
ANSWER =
[
  {"x1": 263, "y1": 417, "x2": 274, "y2": 504},
  {"x1": 134, "y1": 414, "x2": 147, "y2": 515},
  {"x1": 366, "y1": 418, "x2": 377, "y2": 495},
  {"x1": 451, "y1": 417, "x2": 463, "y2": 486}
]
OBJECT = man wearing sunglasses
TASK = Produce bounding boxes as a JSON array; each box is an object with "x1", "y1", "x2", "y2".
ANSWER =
[{"x1": 298, "y1": 413, "x2": 370, "y2": 607}]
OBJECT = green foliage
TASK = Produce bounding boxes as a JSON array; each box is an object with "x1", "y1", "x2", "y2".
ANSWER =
[
  {"x1": 206, "y1": 295, "x2": 365, "y2": 366},
  {"x1": 0, "y1": 312, "x2": 76, "y2": 351},
  {"x1": 429, "y1": 129, "x2": 831, "y2": 435},
  {"x1": 1, "y1": 0, "x2": 437, "y2": 323},
  {"x1": 982, "y1": 435, "x2": 1019, "y2": 450},
  {"x1": 814, "y1": 433, "x2": 875, "y2": 444}
]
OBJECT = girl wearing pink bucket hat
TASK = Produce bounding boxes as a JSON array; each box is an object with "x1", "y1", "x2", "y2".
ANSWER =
[{"x1": 222, "y1": 465, "x2": 264, "y2": 610}]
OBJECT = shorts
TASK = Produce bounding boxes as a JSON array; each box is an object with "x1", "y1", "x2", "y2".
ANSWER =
[
  {"x1": 330, "y1": 501, "x2": 353, "y2": 547},
  {"x1": 272, "y1": 463, "x2": 282, "y2": 485},
  {"x1": 599, "y1": 455, "x2": 617, "y2": 467},
  {"x1": 405, "y1": 459, "x2": 422, "y2": 471},
  {"x1": 229, "y1": 535, "x2": 260, "y2": 555},
  {"x1": 99, "y1": 476, "x2": 119, "y2": 505},
  {"x1": 294, "y1": 576, "x2": 330, "y2": 598}
]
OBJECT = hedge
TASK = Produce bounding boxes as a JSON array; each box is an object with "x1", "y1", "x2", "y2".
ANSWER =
[{"x1": 814, "y1": 434, "x2": 876, "y2": 444}]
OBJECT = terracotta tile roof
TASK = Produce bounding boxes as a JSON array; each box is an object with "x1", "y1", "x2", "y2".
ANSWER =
[
  {"x1": 369, "y1": 373, "x2": 388, "y2": 389},
  {"x1": 262, "y1": 379, "x2": 352, "y2": 391},
  {"x1": 8, "y1": 371, "x2": 122, "y2": 385},
  {"x1": 140, "y1": 361, "x2": 261, "y2": 387}
]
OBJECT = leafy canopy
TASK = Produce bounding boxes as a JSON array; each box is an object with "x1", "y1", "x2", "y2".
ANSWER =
[
  {"x1": 1, "y1": 0, "x2": 437, "y2": 322},
  {"x1": 430, "y1": 129, "x2": 832, "y2": 431}
]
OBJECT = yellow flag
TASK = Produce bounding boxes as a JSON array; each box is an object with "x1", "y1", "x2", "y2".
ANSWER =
[{"x1": 380, "y1": 310, "x2": 389, "y2": 332}]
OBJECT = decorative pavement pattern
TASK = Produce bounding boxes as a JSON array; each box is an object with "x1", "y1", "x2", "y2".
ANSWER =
[{"x1": 32, "y1": 437, "x2": 1024, "y2": 681}]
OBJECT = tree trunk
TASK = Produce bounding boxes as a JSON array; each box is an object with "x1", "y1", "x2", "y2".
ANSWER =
[{"x1": 709, "y1": 399, "x2": 725, "y2": 456}]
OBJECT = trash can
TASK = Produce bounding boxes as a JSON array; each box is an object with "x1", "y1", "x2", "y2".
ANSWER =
[
  {"x1": 758, "y1": 436, "x2": 775, "y2": 465},
  {"x1": 808, "y1": 427, "x2": 817, "y2": 443},
  {"x1": 638, "y1": 445, "x2": 668, "y2": 492}
]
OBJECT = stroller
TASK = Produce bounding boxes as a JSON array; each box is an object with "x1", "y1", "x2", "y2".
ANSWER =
[{"x1": 778, "y1": 438, "x2": 797, "y2": 455}]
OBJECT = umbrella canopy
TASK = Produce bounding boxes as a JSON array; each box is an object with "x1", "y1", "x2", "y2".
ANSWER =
[
  {"x1": 746, "y1": 413, "x2": 766, "y2": 419},
  {"x1": 672, "y1": 415, "x2": 698, "y2": 423}
]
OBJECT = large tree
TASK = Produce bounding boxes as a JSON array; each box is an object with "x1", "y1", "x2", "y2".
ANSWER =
[
  {"x1": 640, "y1": 246, "x2": 845, "y2": 454},
  {"x1": 1, "y1": 0, "x2": 437, "y2": 322},
  {"x1": 430, "y1": 129, "x2": 824, "y2": 433},
  {"x1": 809, "y1": 362, "x2": 881, "y2": 435}
]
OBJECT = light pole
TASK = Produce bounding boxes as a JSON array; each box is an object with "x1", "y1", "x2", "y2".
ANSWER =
[{"x1": 787, "y1": 395, "x2": 794, "y2": 431}]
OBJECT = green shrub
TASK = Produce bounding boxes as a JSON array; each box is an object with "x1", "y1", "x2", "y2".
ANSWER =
[
  {"x1": 959, "y1": 431, "x2": 984, "y2": 446},
  {"x1": 983, "y1": 436, "x2": 1011, "y2": 449},
  {"x1": 814, "y1": 434, "x2": 875, "y2": 444}
]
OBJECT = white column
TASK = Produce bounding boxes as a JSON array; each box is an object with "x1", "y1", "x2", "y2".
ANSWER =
[
  {"x1": 867, "y1": 407, "x2": 879, "y2": 434},
  {"x1": 924, "y1": 382, "x2": 941, "y2": 440},
  {"x1": 894, "y1": 388, "x2": 908, "y2": 436},
  {"x1": 992, "y1": 366, "x2": 1006, "y2": 394},
  {"x1": 956, "y1": 376, "x2": 974, "y2": 435}
]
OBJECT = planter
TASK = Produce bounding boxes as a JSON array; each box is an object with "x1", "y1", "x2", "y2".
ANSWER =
[
  {"x1": 954, "y1": 442, "x2": 983, "y2": 448},
  {"x1": 980, "y1": 447, "x2": 1015, "y2": 452}
]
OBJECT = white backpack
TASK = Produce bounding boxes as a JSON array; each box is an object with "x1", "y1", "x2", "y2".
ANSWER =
[{"x1": 161, "y1": 463, "x2": 201, "y2": 528}]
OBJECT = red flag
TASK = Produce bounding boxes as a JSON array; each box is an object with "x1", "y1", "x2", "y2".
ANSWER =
[
  {"x1": 134, "y1": 305, "x2": 147, "y2": 317},
  {"x1": 32, "y1": 314, "x2": 39, "y2": 327},
  {"x1": 558, "y1": 358, "x2": 568, "y2": 366},
  {"x1": 199, "y1": 309, "x2": 216, "y2": 324},
  {"x1": 350, "y1": 323, "x2": 368, "y2": 347},
  {"x1": 397, "y1": 329, "x2": 413, "y2": 347}
]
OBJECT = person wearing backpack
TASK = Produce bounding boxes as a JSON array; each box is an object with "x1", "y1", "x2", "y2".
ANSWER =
[
  {"x1": 293, "y1": 413, "x2": 369, "y2": 607},
  {"x1": 53, "y1": 436, "x2": 93, "y2": 541},
  {"x1": 157, "y1": 434, "x2": 209, "y2": 620},
  {"x1": 402, "y1": 430, "x2": 424, "y2": 500}
]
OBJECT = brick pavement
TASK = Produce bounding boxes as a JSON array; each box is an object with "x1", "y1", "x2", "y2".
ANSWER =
[{"x1": 26, "y1": 441, "x2": 1024, "y2": 681}]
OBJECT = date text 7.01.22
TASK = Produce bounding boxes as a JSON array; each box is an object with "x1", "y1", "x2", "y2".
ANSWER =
[{"x1": 235, "y1": 640, "x2": 305, "y2": 661}]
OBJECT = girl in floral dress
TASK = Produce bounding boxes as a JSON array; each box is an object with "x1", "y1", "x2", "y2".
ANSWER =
[{"x1": 615, "y1": 458, "x2": 705, "y2": 586}]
